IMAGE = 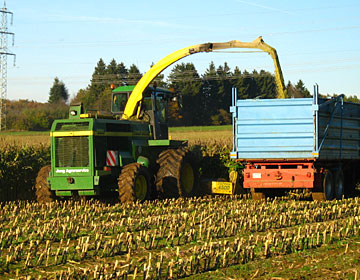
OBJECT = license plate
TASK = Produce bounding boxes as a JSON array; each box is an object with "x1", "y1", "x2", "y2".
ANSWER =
[{"x1": 211, "y1": 181, "x2": 233, "y2": 195}]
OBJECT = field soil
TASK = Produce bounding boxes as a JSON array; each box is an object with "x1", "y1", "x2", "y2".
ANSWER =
[{"x1": 185, "y1": 236, "x2": 360, "y2": 280}]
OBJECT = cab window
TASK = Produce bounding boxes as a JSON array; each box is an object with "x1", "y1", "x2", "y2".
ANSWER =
[
  {"x1": 156, "y1": 96, "x2": 167, "y2": 122},
  {"x1": 112, "y1": 93, "x2": 128, "y2": 113}
]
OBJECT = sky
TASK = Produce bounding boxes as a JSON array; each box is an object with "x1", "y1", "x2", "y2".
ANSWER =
[{"x1": 4, "y1": 0, "x2": 360, "y2": 102}]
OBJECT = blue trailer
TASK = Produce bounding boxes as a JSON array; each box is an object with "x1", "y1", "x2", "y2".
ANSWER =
[{"x1": 230, "y1": 86, "x2": 360, "y2": 200}]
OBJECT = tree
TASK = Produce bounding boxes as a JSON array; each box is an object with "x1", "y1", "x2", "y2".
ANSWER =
[
  {"x1": 253, "y1": 70, "x2": 276, "y2": 99},
  {"x1": 73, "y1": 59, "x2": 130, "y2": 111},
  {"x1": 106, "y1": 59, "x2": 118, "y2": 75},
  {"x1": 295, "y1": 80, "x2": 311, "y2": 97},
  {"x1": 344, "y1": 95, "x2": 360, "y2": 103},
  {"x1": 234, "y1": 69, "x2": 255, "y2": 99},
  {"x1": 6, "y1": 99, "x2": 68, "y2": 130},
  {"x1": 210, "y1": 109, "x2": 231, "y2": 125},
  {"x1": 216, "y1": 62, "x2": 233, "y2": 113},
  {"x1": 128, "y1": 64, "x2": 142, "y2": 85},
  {"x1": 114, "y1": 61, "x2": 128, "y2": 85},
  {"x1": 88, "y1": 58, "x2": 107, "y2": 97},
  {"x1": 104, "y1": 59, "x2": 129, "y2": 87},
  {"x1": 168, "y1": 63, "x2": 202, "y2": 125},
  {"x1": 287, "y1": 80, "x2": 311, "y2": 98},
  {"x1": 48, "y1": 77, "x2": 69, "y2": 104},
  {"x1": 201, "y1": 61, "x2": 219, "y2": 124}
]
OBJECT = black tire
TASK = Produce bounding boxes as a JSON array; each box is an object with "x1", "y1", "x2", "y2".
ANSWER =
[
  {"x1": 35, "y1": 165, "x2": 55, "y2": 203},
  {"x1": 156, "y1": 148, "x2": 199, "y2": 198},
  {"x1": 334, "y1": 169, "x2": 344, "y2": 200},
  {"x1": 118, "y1": 163, "x2": 151, "y2": 203},
  {"x1": 323, "y1": 169, "x2": 334, "y2": 200}
]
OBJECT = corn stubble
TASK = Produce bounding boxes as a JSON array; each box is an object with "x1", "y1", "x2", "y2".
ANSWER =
[
  {"x1": 0, "y1": 196, "x2": 358, "y2": 279},
  {"x1": 0, "y1": 136, "x2": 358, "y2": 278}
]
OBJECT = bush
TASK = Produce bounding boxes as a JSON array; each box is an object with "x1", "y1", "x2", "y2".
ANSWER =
[{"x1": 190, "y1": 140, "x2": 243, "y2": 180}]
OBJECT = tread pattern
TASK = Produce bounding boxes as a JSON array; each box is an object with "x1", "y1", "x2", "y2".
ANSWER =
[
  {"x1": 35, "y1": 165, "x2": 55, "y2": 203},
  {"x1": 323, "y1": 169, "x2": 334, "y2": 201},
  {"x1": 156, "y1": 148, "x2": 198, "y2": 198},
  {"x1": 334, "y1": 169, "x2": 344, "y2": 200},
  {"x1": 118, "y1": 163, "x2": 150, "y2": 203}
]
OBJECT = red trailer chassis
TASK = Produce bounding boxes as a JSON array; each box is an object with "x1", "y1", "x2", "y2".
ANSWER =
[{"x1": 243, "y1": 160, "x2": 323, "y2": 189}]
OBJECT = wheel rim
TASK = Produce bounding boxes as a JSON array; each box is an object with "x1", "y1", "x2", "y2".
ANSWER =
[
  {"x1": 134, "y1": 174, "x2": 147, "y2": 201},
  {"x1": 181, "y1": 162, "x2": 194, "y2": 194}
]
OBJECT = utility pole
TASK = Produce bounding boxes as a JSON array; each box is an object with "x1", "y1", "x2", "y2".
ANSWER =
[{"x1": 0, "y1": 1, "x2": 15, "y2": 131}]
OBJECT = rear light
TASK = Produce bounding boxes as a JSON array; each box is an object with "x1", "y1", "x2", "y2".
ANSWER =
[
  {"x1": 307, "y1": 172, "x2": 312, "y2": 177},
  {"x1": 104, "y1": 166, "x2": 111, "y2": 172},
  {"x1": 245, "y1": 173, "x2": 250, "y2": 178}
]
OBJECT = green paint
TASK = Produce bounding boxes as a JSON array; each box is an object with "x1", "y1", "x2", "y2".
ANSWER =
[
  {"x1": 137, "y1": 156, "x2": 149, "y2": 168},
  {"x1": 148, "y1": 139, "x2": 186, "y2": 147},
  {"x1": 68, "y1": 103, "x2": 84, "y2": 119},
  {"x1": 78, "y1": 190, "x2": 97, "y2": 196},
  {"x1": 49, "y1": 176, "x2": 95, "y2": 190},
  {"x1": 112, "y1": 85, "x2": 172, "y2": 94},
  {"x1": 55, "y1": 190, "x2": 72, "y2": 196}
]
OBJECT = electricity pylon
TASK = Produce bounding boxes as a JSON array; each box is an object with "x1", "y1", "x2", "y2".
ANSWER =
[{"x1": 0, "y1": 1, "x2": 15, "y2": 131}]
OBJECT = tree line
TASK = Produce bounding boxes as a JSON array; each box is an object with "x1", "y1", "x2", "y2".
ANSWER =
[
  {"x1": 6, "y1": 77, "x2": 69, "y2": 130},
  {"x1": 6, "y1": 58, "x2": 359, "y2": 130},
  {"x1": 70, "y1": 59, "x2": 313, "y2": 126}
]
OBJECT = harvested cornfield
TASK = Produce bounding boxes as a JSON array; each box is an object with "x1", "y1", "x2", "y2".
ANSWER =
[{"x1": 0, "y1": 196, "x2": 360, "y2": 279}]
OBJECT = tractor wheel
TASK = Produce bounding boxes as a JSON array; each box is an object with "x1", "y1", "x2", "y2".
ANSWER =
[
  {"x1": 156, "y1": 148, "x2": 199, "y2": 198},
  {"x1": 118, "y1": 163, "x2": 151, "y2": 203},
  {"x1": 35, "y1": 165, "x2": 55, "y2": 203}
]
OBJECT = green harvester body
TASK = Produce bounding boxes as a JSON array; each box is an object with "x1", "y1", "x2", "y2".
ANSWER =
[{"x1": 47, "y1": 86, "x2": 185, "y2": 197}]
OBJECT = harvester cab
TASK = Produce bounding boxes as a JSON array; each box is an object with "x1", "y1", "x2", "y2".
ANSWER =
[{"x1": 111, "y1": 85, "x2": 172, "y2": 139}]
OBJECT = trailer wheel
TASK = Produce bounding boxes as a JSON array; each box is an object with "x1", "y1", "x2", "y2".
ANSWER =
[
  {"x1": 323, "y1": 169, "x2": 334, "y2": 200},
  {"x1": 156, "y1": 148, "x2": 199, "y2": 198},
  {"x1": 334, "y1": 169, "x2": 344, "y2": 200},
  {"x1": 35, "y1": 165, "x2": 55, "y2": 203},
  {"x1": 118, "y1": 163, "x2": 151, "y2": 203}
]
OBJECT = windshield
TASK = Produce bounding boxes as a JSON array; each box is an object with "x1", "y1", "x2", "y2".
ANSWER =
[{"x1": 112, "y1": 93, "x2": 128, "y2": 113}]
